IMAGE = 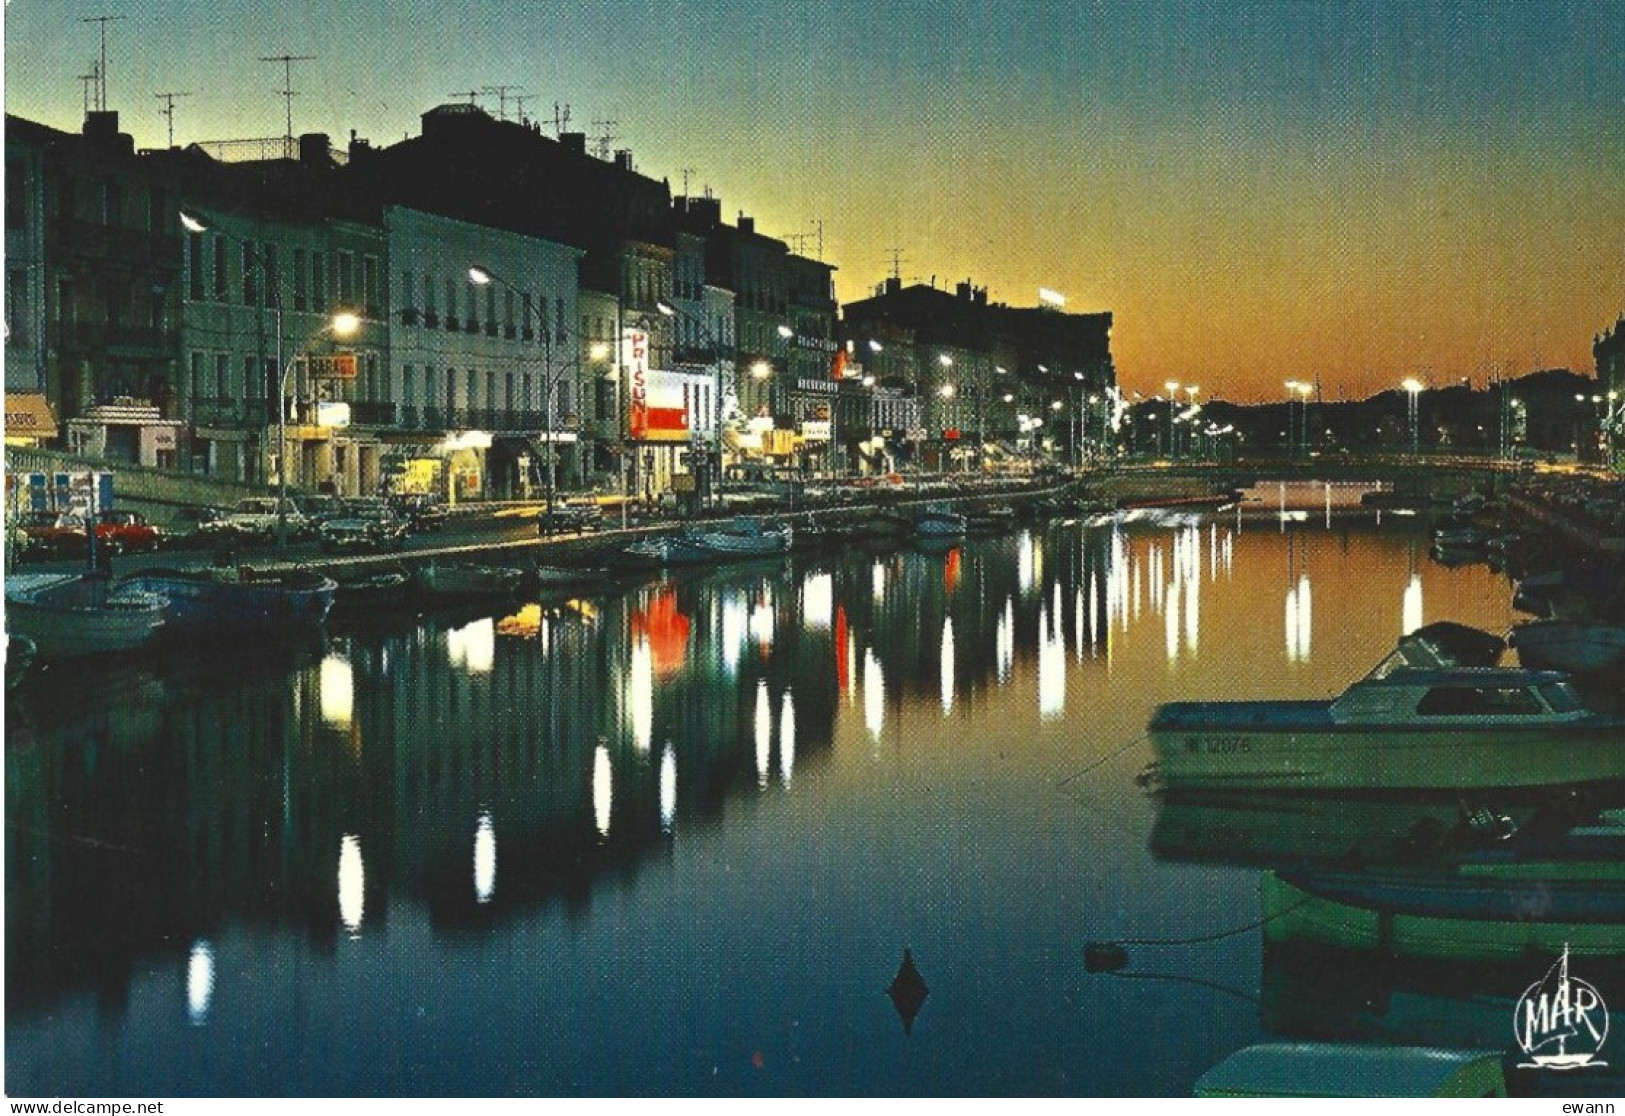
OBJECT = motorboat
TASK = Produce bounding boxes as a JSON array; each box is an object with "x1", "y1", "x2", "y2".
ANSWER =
[
  {"x1": 328, "y1": 567, "x2": 415, "y2": 616},
  {"x1": 1381, "y1": 621, "x2": 1505, "y2": 672},
  {"x1": 914, "y1": 503, "x2": 968, "y2": 539},
  {"x1": 686, "y1": 517, "x2": 793, "y2": 558},
  {"x1": 4, "y1": 571, "x2": 166, "y2": 658},
  {"x1": 1148, "y1": 664, "x2": 1625, "y2": 791},
  {"x1": 1195, "y1": 1043, "x2": 1507, "y2": 1098},
  {"x1": 1509, "y1": 619, "x2": 1625, "y2": 675},
  {"x1": 120, "y1": 566, "x2": 335, "y2": 636},
  {"x1": 1260, "y1": 814, "x2": 1625, "y2": 962},
  {"x1": 413, "y1": 560, "x2": 527, "y2": 604}
]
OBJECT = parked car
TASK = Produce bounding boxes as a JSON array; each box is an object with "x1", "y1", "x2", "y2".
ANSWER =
[
  {"x1": 92, "y1": 510, "x2": 164, "y2": 553},
  {"x1": 167, "y1": 506, "x2": 236, "y2": 549},
  {"x1": 13, "y1": 510, "x2": 163, "y2": 558},
  {"x1": 536, "y1": 501, "x2": 603, "y2": 535},
  {"x1": 293, "y1": 494, "x2": 349, "y2": 534},
  {"x1": 390, "y1": 493, "x2": 449, "y2": 532},
  {"x1": 219, "y1": 498, "x2": 307, "y2": 542},
  {"x1": 318, "y1": 500, "x2": 409, "y2": 553}
]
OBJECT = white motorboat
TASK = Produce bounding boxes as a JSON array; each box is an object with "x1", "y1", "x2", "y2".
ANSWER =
[
  {"x1": 4, "y1": 571, "x2": 166, "y2": 658},
  {"x1": 1148, "y1": 663, "x2": 1624, "y2": 791}
]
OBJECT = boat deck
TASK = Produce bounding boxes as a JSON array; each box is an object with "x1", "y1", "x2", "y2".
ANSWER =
[{"x1": 1150, "y1": 700, "x2": 1333, "y2": 730}]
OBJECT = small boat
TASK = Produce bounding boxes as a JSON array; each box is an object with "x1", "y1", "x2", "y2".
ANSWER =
[
  {"x1": 1148, "y1": 663, "x2": 1625, "y2": 792},
  {"x1": 964, "y1": 505, "x2": 1017, "y2": 534},
  {"x1": 914, "y1": 504, "x2": 968, "y2": 539},
  {"x1": 413, "y1": 561, "x2": 527, "y2": 604},
  {"x1": 853, "y1": 511, "x2": 915, "y2": 542},
  {"x1": 5, "y1": 571, "x2": 167, "y2": 657},
  {"x1": 1261, "y1": 817, "x2": 1625, "y2": 962},
  {"x1": 329, "y1": 567, "x2": 415, "y2": 615},
  {"x1": 532, "y1": 563, "x2": 621, "y2": 591},
  {"x1": 1510, "y1": 619, "x2": 1625, "y2": 675},
  {"x1": 686, "y1": 517, "x2": 793, "y2": 558},
  {"x1": 120, "y1": 566, "x2": 335, "y2": 636},
  {"x1": 1433, "y1": 522, "x2": 1488, "y2": 549},
  {"x1": 1195, "y1": 1043, "x2": 1508, "y2": 1098}
]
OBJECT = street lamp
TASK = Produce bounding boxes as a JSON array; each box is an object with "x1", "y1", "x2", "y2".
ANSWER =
[
  {"x1": 1402, "y1": 378, "x2": 1425, "y2": 455},
  {"x1": 469, "y1": 265, "x2": 568, "y2": 524},
  {"x1": 182, "y1": 209, "x2": 344, "y2": 552},
  {"x1": 1164, "y1": 380, "x2": 1180, "y2": 458},
  {"x1": 655, "y1": 299, "x2": 722, "y2": 509}
]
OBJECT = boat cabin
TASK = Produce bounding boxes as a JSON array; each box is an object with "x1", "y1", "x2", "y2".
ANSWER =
[
  {"x1": 1195, "y1": 1043, "x2": 1508, "y2": 1098},
  {"x1": 1329, "y1": 668, "x2": 1591, "y2": 725}
]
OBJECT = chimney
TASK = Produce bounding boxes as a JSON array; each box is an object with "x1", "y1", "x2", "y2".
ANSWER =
[
  {"x1": 956, "y1": 280, "x2": 972, "y2": 301},
  {"x1": 885, "y1": 276, "x2": 902, "y2": 295},
  {"x1": 299, "y1": 132, "x2": 331, "y2": 164},
  {"x1": 739, "y1": 214, "x2": 755, "y2": 234},
  {"x1": 83, "y1": 110, "x2": 134, "y2": 155},
  {"x1": 613, "y1": 149, "x2": 633, "y2": 172},
  {"x1": 560, "y1": 131, "x2": 587, "y2": 155}
]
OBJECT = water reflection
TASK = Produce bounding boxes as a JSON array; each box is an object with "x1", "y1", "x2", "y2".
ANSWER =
[{"x1": 7, "y1": 509, "x2": 1562, "y2": 1095}]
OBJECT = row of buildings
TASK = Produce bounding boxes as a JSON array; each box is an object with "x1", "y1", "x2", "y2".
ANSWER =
[{"x1": 5, "y1": 103, "x2": 1116, "y2": 502}]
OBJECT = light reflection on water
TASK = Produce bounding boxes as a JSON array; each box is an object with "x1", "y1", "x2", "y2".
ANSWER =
[{"x1": 8, "y1": 512, "x2": 1614, "y2": 1097}]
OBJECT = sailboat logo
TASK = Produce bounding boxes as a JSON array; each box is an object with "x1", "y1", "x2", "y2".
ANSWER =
[{"x1": 1514, "y1": 946, "x2": 1609, "y2": 1070}]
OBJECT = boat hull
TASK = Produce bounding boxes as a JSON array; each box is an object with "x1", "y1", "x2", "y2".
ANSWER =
[
  {"x1": 1262, "y1": 868, "x2": 1625, "y2": 962},
  {"x1": 121, "y1": 570, "x2": 335, "y2": 636},
  {"x1": 4, "y1": 573, "x2": 167, "y2": 657},
  {"x1": 1510, "y1": 621, "x2": 1625, "y2": 673},
  {"x1": 1150, "y1": 717, "x2": 1625, "y2": 791}
]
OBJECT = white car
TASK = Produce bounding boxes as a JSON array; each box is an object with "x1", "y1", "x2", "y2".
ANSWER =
[{"x1": 219, "y1": 498, "x2": 308, "y2": 542}]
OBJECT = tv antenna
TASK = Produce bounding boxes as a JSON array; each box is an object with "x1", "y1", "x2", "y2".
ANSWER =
[
  {"x1": 155, "y1": 90, "x2": 192, "y2": 148},
  {"x1": 482, "y1": 85, "x2": 525, "y2": 121},
  {"x1": 513, "y1": 93, "x2": 535, "y2": 126},
  {"x1": 77, "y1": 63, "x2": 99, "y2": 116},
  {"x1": 551, "y1": 102, "x2": 572, "y2": 135},
  {"x1": 449, "y1": 88, "x2": 482, "y2": 107},
  {"x1": 261, "y1": 53, "x2": 317, "y2": 156},
  {"x1": 590, "y1": 119, "x2": 620, "y2": 160},
  {"x1": 887, "y1": 246, "x2": 905, "y2": 281},
  {"x1": 81, "y1": 14, "x2": 124, "y2": 112}
]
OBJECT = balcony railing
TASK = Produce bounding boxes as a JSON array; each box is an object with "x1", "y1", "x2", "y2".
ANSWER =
[
  {"x1": 59, "y1": 320, "x2": 179, "y2": 354},
  {"x1": 55, "y1": 219, "x2": 181, "y2": 266},
  {"x1": 348, "y1": 400, "x2": 399, "y2": 427}
]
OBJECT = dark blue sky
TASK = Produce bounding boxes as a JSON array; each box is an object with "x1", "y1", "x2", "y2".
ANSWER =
[{"x1": 6, "y1": 0, "x2": 1621, "y2": 398}]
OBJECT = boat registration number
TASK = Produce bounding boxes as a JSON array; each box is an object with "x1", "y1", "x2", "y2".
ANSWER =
[{"x1": 1184, "y1": 735, "x2": 1250, "y2": 754}]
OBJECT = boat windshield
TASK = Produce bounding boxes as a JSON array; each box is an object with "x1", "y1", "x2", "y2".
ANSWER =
[{"x1": 1538, "y1": 683, "x2": 1587, "y2": 714}]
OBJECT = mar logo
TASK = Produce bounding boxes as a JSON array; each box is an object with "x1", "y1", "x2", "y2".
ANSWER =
[{"x1": 1515, "y1": 946, "x2": 1609, "y2": 1071}]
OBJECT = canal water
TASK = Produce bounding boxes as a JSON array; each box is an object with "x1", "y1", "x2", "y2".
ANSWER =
[{"x1": 6, "y1": 503, "x2": 1619, "y2": 1096}]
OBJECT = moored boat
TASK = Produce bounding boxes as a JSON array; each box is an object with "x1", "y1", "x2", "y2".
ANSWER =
[
  {"x1": 119, "y1": 566, "x2": 335, "y2": 636},
  {"x1": 329, "y1": 567, "x2": 415, "y2": 616},
  {"x1": 1509, "y1": 619, "x2": 1625, "y2": 674},
  {"x1": 413, "y1": 560, "x2": 527, "y2": 604},
  {"x1": 1148, "y1": 665, "x2": 1625, "y2": 792},
  {"x1": 686, "y1": 517, "x2": 793, "y2": 557},
  {"x1": 914, "y1": 503, "x2": 968, "y2": 539},
  {"x1": 4, "y1": 572, "x2": 166, "y2": 658}
]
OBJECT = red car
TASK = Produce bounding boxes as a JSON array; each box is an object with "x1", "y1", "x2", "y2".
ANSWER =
[{"x1": 15, "y1": 509, "x2": 163, "y2": 558}]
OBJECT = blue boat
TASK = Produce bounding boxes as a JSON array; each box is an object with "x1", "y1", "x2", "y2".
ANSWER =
[{"x1": 120, "y1": 566, "x2": 336, "y2": 637}]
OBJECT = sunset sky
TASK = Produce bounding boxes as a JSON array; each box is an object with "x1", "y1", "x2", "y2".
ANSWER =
[{"x1": 5, "y1": 0, "x2": 1621, "y2": 401}]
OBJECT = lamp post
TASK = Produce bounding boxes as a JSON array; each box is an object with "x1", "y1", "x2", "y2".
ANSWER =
[
  {"x1": 1401, "y1": 378, "x2": 1424, "y2": 455},
  {"x1": 1164, "y1": 380, "x2": 1180, "y2": 458},
  {"x1": 655, "y1": 299, "x2": 721, "y2": 510},
  {"x1": 181, "y1": 210, "x2": 359, "y2": 552},
  {"x1": 469, "y1": 265, "x2": 567, "y2": 523}
]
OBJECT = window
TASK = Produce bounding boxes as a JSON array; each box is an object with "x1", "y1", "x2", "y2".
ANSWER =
[
  {"x1": 189, "y1": 352, "x2": 204, "y2": 406},
  {"x1": 362, "y1": 255, "x2": 378, "y2": 316},
  {"x1": 148, "y1": 186, "x2": 167, "y2": 234},
  {"x1": 337, "y1": 252, "x2": 354, "y2": 304},
  {"x1": 445, "y1": 278, "x2": 457, "y2": 329},
  {"x1": 293, "y1": 248, "x2": 308, "y2": 311},
  {"x1": 505, "y1": 289, "x2": 516, "y2": 337},
  {"x1": 242, "y1": 243, "x2": 258, "y2": 305},
  {"x1": 484, "y1": 285, "x2": 496, "y2": 335},
  {"x1": 215, "y1": 353, "x2": 231, "y2": 400},
  {"x1": 556, "y1": 297, "x2": 566, "y2": 344},
  {"x1": 262, "y1": 244, "x2": 278, "y2": 308},
  {"x1": 6, "y1": 268, "x2": 30, "y2": 346},
  {"x1": 403, "y1": 365, "x2": 416, "y2": 411},
  {"x1": 505, "y1": 372, "x2": 515, "y2": 411},
  {"x1": 5, "y1": 161, "x2": 23, "y2": 229},
  {"x1": 188, "y1": 232, "x2": 205, "y2": 301},
  {"x1": 213, "y1": 237, "x2": 228, "y2": 301},
  {"x1": 466, "y1": 368, "x2": 479, "y2": 409},
  {"x1": 1417, "y1": 686, "x2": 1543, "y2": 717},
  {"x1": 486, "y1": 370, "x2": 496, "y2": 415},
  {"x1": 100, "y1": 178, "x2": 122, "y2": 226}
]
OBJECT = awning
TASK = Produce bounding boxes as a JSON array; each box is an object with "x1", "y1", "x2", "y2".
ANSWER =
[{"x1": 5, "y1": 393, "x2": 58, "y2": 441}]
